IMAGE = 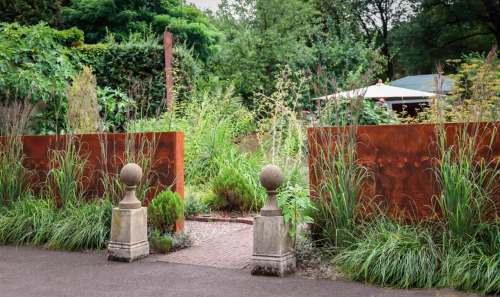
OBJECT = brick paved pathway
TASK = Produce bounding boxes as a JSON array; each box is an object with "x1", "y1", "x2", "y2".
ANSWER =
[{"x1": 156, "y1": 220, "x2": 253, "y2": 269}]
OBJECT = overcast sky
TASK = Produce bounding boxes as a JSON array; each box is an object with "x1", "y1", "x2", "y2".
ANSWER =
[{"x1": 186, "y1": 0, "x2": 221, "y2": 12}]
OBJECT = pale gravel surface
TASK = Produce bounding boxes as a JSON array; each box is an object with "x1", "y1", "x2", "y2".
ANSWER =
[{"x1": 183, "y1": 220, "x2": 252, "y2": 246}]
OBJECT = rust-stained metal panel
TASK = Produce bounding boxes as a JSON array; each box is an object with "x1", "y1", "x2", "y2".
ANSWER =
[
  {"x1": 0, "y1": 131, "x2": 185, "y2": 231},
  {"x1": 308, "y1": 122, "x2": 500, "y2": 219}
]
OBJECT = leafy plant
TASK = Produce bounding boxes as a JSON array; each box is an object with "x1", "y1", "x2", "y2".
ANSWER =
[
  {"x1": 277, "y1": 181, "x2": 314, "y2": 243},
  {"x1": 0, "y1": 196, "x2": 57, "y2": 245},
  {"x1": 210, "y1": 150, "x2": 265, "y2": 212},
  {"x1": 150, "y1": 229, "x2": 173, "y2": 254},
  {"x1": 47, "y1": 199, "x2": 113, "y2": 250},
  {"x1": 97, "y1": 86, "x2": 136, "y2": 131},
  {"x1": 335, "y1": 218, "x2": 441, "y2": 289},
  {"x1": 148, "y1": 190, "x2": 184, "y2": 233}
]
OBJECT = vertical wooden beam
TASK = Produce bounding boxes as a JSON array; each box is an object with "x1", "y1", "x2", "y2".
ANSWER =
[{"x1": 163, "y1": 31, "x2": 174, "y2": 111}]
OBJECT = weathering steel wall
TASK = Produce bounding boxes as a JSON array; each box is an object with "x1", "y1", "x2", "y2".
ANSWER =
[
  {"x1": 308, "y1": 122, "x2": 500, "y2": 219},
  {"x1": 1, "y1": 132, "x2": 184, "y2": 230}
]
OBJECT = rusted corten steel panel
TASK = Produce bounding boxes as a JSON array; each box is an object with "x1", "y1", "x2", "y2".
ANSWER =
[
  {"x1": 0, "y1": 132, "x2": 185, "y2": 230},
  {"x1": 308, "y1": 122, "x2": 500, "y2": 219}
]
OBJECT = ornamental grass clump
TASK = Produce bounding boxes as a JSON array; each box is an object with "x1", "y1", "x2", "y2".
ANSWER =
[
  {"x1": 47, "y1": 199, "x2": 113, "y2": 251},
  {"x1": 0, "y1": 102, "x2": 33, "y2": 205},
  {"x1": 435, "y1": 123, "x2": 499, "y2": 239},
  {"x1": 335, "y1": 218, "x2": 441, "y2": 289},
  {"x1": 0, "y1": 196, "x2": 57, "y2": 245},
  {"x1": 47, "y1": 136, "x2": 88, "y2": 207},
  {"x1": 311, "y1": 127, "x2": 368, "y2": 248}
]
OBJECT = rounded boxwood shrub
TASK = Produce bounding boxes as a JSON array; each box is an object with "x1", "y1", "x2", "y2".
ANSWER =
[{"x1": 148, "y1": 190, "x2": 184, "y2": 233}]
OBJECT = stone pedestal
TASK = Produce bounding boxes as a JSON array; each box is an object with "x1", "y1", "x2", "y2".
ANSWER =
[
  {"x1": 251, "y1": 215, "x2": 296, "y2": 276},
  {"x1": 108, "y1": 207, "x2": 149, "y2": 262}
]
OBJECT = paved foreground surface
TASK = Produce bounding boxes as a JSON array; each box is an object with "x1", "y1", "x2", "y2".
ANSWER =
[
  {"x1": 0, "y1": 246, "x2": 480, "y2": 297},
  {"x1": 157, "y1": 220, "x2": 252, "y2": 269}
]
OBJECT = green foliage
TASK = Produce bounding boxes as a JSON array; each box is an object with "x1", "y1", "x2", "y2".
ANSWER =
[
  {"x1": 47, "y1": 137, "x2": 87, "y2": 206},
  {"x1": 0, "y1": 136, "x2": 30, "y2": 205},
  {"x1": 150, "y1": 229, "x2": 173, "y2": 254},
  {"x1": 323, "y1": 98, "x2": 399, "y2": 126},
  {"x1": 60, "y1": 0, "x2": 221, "y2": 59},
  {"x1": 148, "y1": 190, "x2": 184, "y2": 233},
  {"x1": 440, "y1": 233, "x2": 500, "y2": 295},
  {"x1": 0, "y1": 0, "x2": 62, "y2": 25},
  {"x1": 210, "y1": 151, "x2": 265, "y2": 212},
  {"x1": 391, "y1": 0, "x2": 497, "y2": 75},
  {"x1": 184, "y1": 187, "x2": 209, "y2": 216},
  {"x1": 277, "y1": 181, "x2": 314, "y2": 242},
  {"x1": 47, "y1": 199, "x2": 113, "y2": 250},
  {"x1": 335, "y1": 218, "x2": 441, "y2": 289},
  {"x1": 97, "y1": 86, "x2": 136, "y2": 131},
  {"x1": 435, "y1": 124, "x2": 499, "y2": 238},
  {"x1": 76, "y1": 35, "x2": 166, "y2": 117},
  {"x1": 67, "y1": 66, "x2": 101, "y2": 133},
  {"x1": 311, "y1": 128, "x2": 369, "y2": 248},
  {"x1": 0, "y1": 23, "x2": 81, "y2": 133},
  {"x1": 214, "y1": 0, "x2": 320, "y2": 102},
  {"x1": 0, "y1": 196, "x2": 57, "y2": 245},
  {"x1": 130, "y1": 85, "x2": 255, "y2": 185}
]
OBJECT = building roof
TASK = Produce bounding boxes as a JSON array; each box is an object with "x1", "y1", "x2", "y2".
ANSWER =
[
  {"x1": 314, "y1": 82, "x2": 436, "y2": 101},
  {"x1": 390, "y1": 74, "x2": 454, "y2": 94}
]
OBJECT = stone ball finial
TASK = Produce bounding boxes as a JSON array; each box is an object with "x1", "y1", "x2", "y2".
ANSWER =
[
  {"x1": 259, "y1": 164, "x2": 284, "y2": 192},
  {"x1": 120, "y1": 163, "x2": 143, "y2": 187}
]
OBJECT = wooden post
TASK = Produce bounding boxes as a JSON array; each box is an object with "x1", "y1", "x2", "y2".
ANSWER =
[{"x1": 163, "y1": 31, "x2": 173, "y2": 111}]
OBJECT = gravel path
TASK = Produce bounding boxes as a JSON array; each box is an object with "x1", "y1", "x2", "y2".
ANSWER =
[{"x1": 156, "y1": 220, "x2": 253, "y2": 269}]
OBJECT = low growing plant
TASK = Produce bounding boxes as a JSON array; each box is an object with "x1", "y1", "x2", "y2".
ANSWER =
[
  {"x1": 335, "y1": 218, "x2": 441, "y2": 289},
  {"x1": 47, "y1": 199, "x2": 113, "y2": 250},
  {"x1": 0, "y1": 195, "x2": 57, "y2": 245}
]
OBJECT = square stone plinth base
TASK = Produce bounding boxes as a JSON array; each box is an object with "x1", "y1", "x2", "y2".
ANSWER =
[
  {"x1": 251, "y1": 253, "x2": 296, "y2": 276},
  {"x1": 251, "y1": 215, "x2": 296, "y2": 276},
  {"x1": 108, "y1": 207, "x2": 149, "y2": 262}
]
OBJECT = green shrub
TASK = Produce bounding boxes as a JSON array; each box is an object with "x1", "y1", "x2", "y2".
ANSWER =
[
  {"x1": 0, "y1": 196, "x2": 57, "y2": 245},
  {"x1": 47, "y1": 199, "x2": 113, "y2": 250},
  {"x1": 148, "y1": 190, "x2": 184, "y2": 233},
  {"x1": 210, "y1": 151, "x2": 264, "y2": 212},
  {"x1": 0, "y1": 23, "x2": 79, "y2": 133},
  {"x1": 323, "y1": 98, "x2": 399, "y2": 125},
  {"x1": 150, "y1": 229, "x2": 173, "y2": 254},
  {"x1": 184, "y1": 188, "x2": 209, "y2": 217},
  {"x1": 335, "y1": 218, "x2": 441, "y2": 289},
  {"x1": 130, "y1": 85, "x2": 255, "y2": 185}
]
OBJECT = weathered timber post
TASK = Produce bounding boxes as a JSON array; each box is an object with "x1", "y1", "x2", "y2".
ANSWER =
[
  {"x1": 108, "y1": 163, "x2": 149, "y2": 262},
  {"x1": 251, "y1": 164, "x2": 296, "y2": 276},
  {"x1": 163, "y1": 31, "x2": 173, "y2": 111}
]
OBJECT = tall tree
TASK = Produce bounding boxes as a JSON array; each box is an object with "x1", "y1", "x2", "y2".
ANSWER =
[
  {"x1": 390, "y1": 0, "x2": 497, "y2": 75},
  {"x1": 0, "y1": 0, "x2": 62, "y2": 24},
  {"x1": 350, "y1": 0, "x2": 417, "y2": 79},
  {"x1": 60, "y1": 0, "x2": 221, "y2": 59}
]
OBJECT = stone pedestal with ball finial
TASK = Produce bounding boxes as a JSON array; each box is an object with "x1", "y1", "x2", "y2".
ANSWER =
[
  {"x1": 108, "y1": 163, "x2": 149, "y2": 262},
  {"x1": 251, "y1": 164, "x2": 296, "y2": 276}
]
